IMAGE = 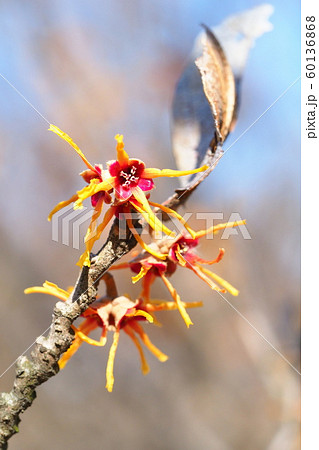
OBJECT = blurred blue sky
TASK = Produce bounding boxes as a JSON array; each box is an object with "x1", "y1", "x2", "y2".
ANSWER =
[{"x1": 0, "y1": 0, "x2": 300, "y2": 193}]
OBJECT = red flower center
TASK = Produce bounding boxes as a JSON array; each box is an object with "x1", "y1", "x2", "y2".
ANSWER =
[{"x1": 119, "y1": 165, "x2": 140, "y2": 188}]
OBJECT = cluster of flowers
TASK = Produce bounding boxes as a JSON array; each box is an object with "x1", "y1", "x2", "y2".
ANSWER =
[
  {"x1": 48, "y1": 125, "x2": 208, "y2": 266},
  {"x1": 25, "y1": 278, "x2": 201, "y2": 392},
  {"x1": 26, "y1": 126, "x2": 244, "y2": 392}
]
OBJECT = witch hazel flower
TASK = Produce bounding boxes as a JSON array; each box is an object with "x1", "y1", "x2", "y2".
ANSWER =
[
  {"x1": 111, "y1": 220, "x2": 245, "y2": 328},
  {"x1": 48, "y1": 125, "x2": 208, "y2": 266},
  {"x1": 25, "y1": 280, "x2": 201, "y2": 392}
]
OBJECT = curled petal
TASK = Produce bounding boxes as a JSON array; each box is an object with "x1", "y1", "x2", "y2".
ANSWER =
[
  {"x1": 74, "y1": 178, "x2": 115, "y2": 209},
  {"x1": 24, "y1": 281, "x2": 69, "y2": 302},
  {"x1": 72, "y1": 325, "x2": 107, "y2": 347},
  {"x1": 115, "y1": 134, "x2": 129, "y2": 167},
  {"x1": 191, "y1": 248, "x2": 225, "y2": 265},
  {"x1": 129, "y1": 260, "x2": 165, "y2": 275},
  {"x1": 129, "y1": 321, "x2": 169, "y2": 362},
  {"x1": 132, "y1": 265, "x2": 151, "y2": 284},
  {"x1": 130, "y1": 309, "x2": 154, "y2": 323},
  {"x1": 80, "y1": 166, "x2": 102, "y2": 184}
]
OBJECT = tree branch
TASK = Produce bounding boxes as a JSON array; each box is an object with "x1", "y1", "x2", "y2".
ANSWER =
[{"x1": 0, "y1": 218, "x2": 138, "y2": 449}]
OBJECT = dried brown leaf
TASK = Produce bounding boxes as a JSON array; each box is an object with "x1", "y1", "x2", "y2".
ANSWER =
[{"x1": 195, "y1": 25, "x2": 236, "y2": 144}]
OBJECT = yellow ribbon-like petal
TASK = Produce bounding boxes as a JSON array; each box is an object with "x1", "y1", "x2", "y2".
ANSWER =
[
  {"x1": 131, "y1": 186, "x2": 175, "y2": 237},
  {"x1": 106, "y1": 329, "x2": 120, "y2": 392},
  {"x1": 142, "y1": 164, "x2": 209, "y2": 179},
  {"x1": 200, "y1": 267, "x2": 239, "y2": 296},
  {"x1": 126, "y1": 214, "x2": 167, "y2": 261},
  {"x1": 49, "y1": 124, "x2": 96, "y2": 171},
  {"x1": 124, "y1": 326, "x2": 150, "y2": 375},
  {"x1": 74, "y1": 178, "x2": 115, "y2": 210},
  {"x1": 59, "y1": 319, "x2": 97, "y2": 369},
  {"x1": 187, "y1": 262, "x2": 224, "y2": 293},
  {"x1": 83, "y1": 198, "x2": 104, "y2": 245},
  {"x1": 77, "y1": 198, "x2": 103, "y2": 267},
  {"x1": 77, "y1": 206, "x2": 116, "y2": 267},
  {"x1": 146, "y1": 300, "x2": 203, "y2": 311},
  {"x1": 131, "y1": 265, "x2": 151, "y2": 284},
  {"x1": 160, "y1": 274, "x2": 193, "y2": 328},
  {"x1": 115, "y1": 134, "x2": 129, "y2": 166},
  {"x1": 129, "y1": 321, "x2": 169, "y2": 362},
  {"x1": 132, "y1": 309, "x2": 154, "y2": 323},
  {"x1": 195, "y1": 220, "x2": 246, "y2": 239},
  {"x1": 48, "y1": 193, "x2": 79, "y2": 222},
  {"x1": 130, "y1": 199, "x2": 173, "y2": 238},
  {"x1": 58, "y1": 336, "x2": 83, "y2": 370},
  {"x1": 72, "y1": 325, "x2": 107, "y2": 347},
  {"x1": 149, "y1": 201, "x2": 197, "y2": 239},
  {"x1": 24, "y1": 281, "x2": 69, "y2": 302}
]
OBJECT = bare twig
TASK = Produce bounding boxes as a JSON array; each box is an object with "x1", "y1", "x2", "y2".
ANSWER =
[{"x1": 160, "y1": 143, "x2": 224, "y2": 214}]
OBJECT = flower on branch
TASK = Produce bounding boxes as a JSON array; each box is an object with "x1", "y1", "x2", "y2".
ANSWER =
[
  {"x1": 111, "y1": 220, "x2": 245, "y2": 328},
  {"x1": 25, "y1": 280, "x2": 202, "y2": 392},
  {"x1": 47, "y1": 125, "x2": 208, "y2": 266}
]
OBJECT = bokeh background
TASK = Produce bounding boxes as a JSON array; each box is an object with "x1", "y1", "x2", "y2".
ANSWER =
[{"x1": 0, "y1": 1, "x2": 300, "y2": 449}]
